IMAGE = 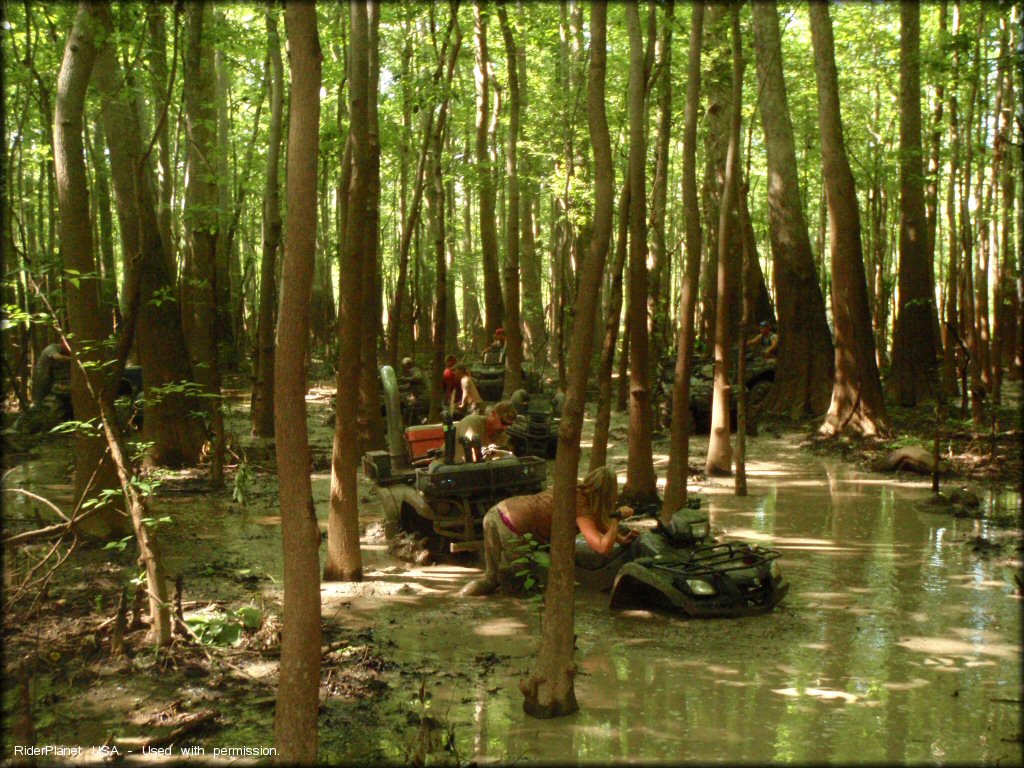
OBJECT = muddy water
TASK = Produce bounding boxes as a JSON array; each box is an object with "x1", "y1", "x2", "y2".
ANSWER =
[
  {"x1": 4, "y1": 411, "x2": 1020, "y2": 764},
  {"x1": 320, "y1": 437, "x2": 1022, "y2": 765}
]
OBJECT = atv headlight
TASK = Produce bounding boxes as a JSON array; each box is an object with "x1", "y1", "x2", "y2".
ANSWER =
[
  {"x1": 685, "y1": 578, "x2": 716, "y2": 596},
  {"x1": 689, "y1": 521, "x2": 710, "y2": 540},
  {"x1": 770, "y1": 560, "x2": 782, "y2": 580}
]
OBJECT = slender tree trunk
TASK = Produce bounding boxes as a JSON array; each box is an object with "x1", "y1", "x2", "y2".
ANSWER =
[
  {"x1": 705, "y1": 5, "x2": 743, "y2": 477},
  {"x1": 183, "y1": 0, "x2": 225, "y2": 487},
  {"x1": 647, "y1": 1, "x2": 673, "y2": 372},
  {"x1": 253, "y1": 7, "x2": 284, "y2": 438},
  {"x1": 941, "y1": 2, "x2": 962, "y2": 399},
  {"x1": 925, "y1": 1, "x2": 948, "y2": 361},
  {"x1": 499, "y1": 7, "x2": 524, "y2": 396},
  {"x1": 147, "y1": 5, "x2": 175, "y2": 277},
  {"x1": 474, "y1": 1, "x2": 504, "y2": 335},
  {"x1": 520, "y1": 1, "x2": 612, "y2": 719},
  {"x1": 888, "y1": 1, "x2": 940, "y2": 406},
  {"x1": 214, "y1": 28, "x2": 235, "y2": 367},
  {"x1": 750, "y1": 0, "x2": 834, "y2": 418},
  {"x1": 272, "y1": 6, "x2": 322, "y2": 762},
  {"x1": 810, "y1": 1, "x2": 889, "y2": 437},
  {"x1": 663, "y1": 2, "x2": 704, "y2": 517},
  {"x1": 589, "y1": 181, "x2": 629, "y2": 473},
  {"x1": 53, "y1": 1, "x2": 122, "y2": 537},
  {"x1": 326, "y1": 1, "x2": 370, "y2": 583},
  {"x1": 357, "y1": 3, "x2": 385, "y2": 454},
  {"x1": 621, "y1": 2, "x2": 658, "y2": 504}
]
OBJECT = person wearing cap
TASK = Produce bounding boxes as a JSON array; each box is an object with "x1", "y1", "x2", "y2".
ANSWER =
[
  {"x1": 459, "y1": 466, "x2": 638, "y2": 596},
  {"x1": 484, "y1": 327, "x2": 506, "y2": 365},
  {"x1": 453, "y1": 400, "x2": 517, "y2": 463},
  {"x1": 399, "y1": 356, "x2": 428, "y2": 397},
  {"x1": 746, "y1": 320, "x2": 778, "y2": 359}
]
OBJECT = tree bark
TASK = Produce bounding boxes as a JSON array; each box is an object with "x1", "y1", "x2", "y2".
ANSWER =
[
  {"x1": 357, "y1": 2, "x2": 385, "y2": 454},
  {"x1": 888, "y1": 0, "x2": 940, "y2": 406},
  {"x1": 252, "y1": 7, "x2": 284, "y2": 438},
  {"x1": 53, "y1": 1, "x2": 122, "y2": 537},
  {"x1": 750, "y1": 0, "x2": 834, "y2": 418},
  {"x1": 662, "y1": 2, "x2": 704, "y2": 518},
  {"x1": 622, "y1": 2, "x2": 657, "y2": 504},
  {"x1": 183, "y1": 0, "x2": 226, "y2": 486},
  {"x1": 92, "y1": 25, "x2": 207, "y2": 469},
  {"x1": 520, "y1": 1, "x2": 612, "y2": 719},
  {"x1": 810, "y1": 1, "x2": 889, "y2": 437},
  {"x1": 474, "y1": 1, "x2": 504, "y2": 336},
  {"x1": 326, "y1": 0, "x2": 370, "y2": 583},
  {"x1": 705, "y1": 5, "x2": 743, "y2": 477},
  {"x1": 589, "y1": 181, "x2": 629, "y2": 474},
  {"x1": 499, "y1": 7, "x2": 524, "y2": 396},
  {"x1": 272, "y1": 5, "x2": 323, "y2": 762},
  {"x1": 647, "y1": 1, "x2": 673, "y2": 373}
]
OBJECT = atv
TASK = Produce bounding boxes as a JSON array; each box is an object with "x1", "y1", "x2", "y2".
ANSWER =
[
  {"x1": 363, "y1": 365, "x2": 547, "y2": 557},
  {"x1": 606, "y1": 507, "x2": 789, "y2": 617},
  {"x1": 655, "y1": 350, "x2": 775, "y2": 433}
]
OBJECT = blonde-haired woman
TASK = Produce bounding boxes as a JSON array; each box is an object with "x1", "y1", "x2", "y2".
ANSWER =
[{"x1": 459, "y1": 467, "x2": 637, "y2": 596}]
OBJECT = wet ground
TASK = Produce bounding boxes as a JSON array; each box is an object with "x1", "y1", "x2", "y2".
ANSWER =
[{"x1": 2, "y1": 388, "x2": 1021, "y2": 764}]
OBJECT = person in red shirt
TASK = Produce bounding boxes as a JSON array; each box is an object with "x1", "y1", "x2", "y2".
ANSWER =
[{"x1": 442, "y1": 354, "x2": 461, "y2": 402}]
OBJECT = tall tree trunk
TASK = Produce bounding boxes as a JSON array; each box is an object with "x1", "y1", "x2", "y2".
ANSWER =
[
  {"x1": 326, "y1": 0, "x2": 370, "y2": 583},
  {"x1": 53, "y1": 1, "x2": 122, "y2": 537},
  {"x1": 750, "y1": 0, "x2": 834, "y2": 418},
  {"x1": 992, "y1": 19, "x2": 1018, "y2": 390},
  {"x1": 252, "y1": 7, "x2": 284, "y2": 438},
  {"x1": 589, "y1": 181, "x2": 629, "y2": 473},
  {"x1": 357, "y1": 3, "x2": 385, "y2": 454},
  {"x1": 214, "y1": 27, "x2": 235, "y2": 367},
  {"x1": 888, "y1": 0, "x2": 940, "y2": 406},
  {"x1": 146, "y1": 4, "x2": 175, "y2": 277},
  {"x1": 520, "y1": 1, "x2": 612, "y2": 719},
  {"x1": 474, "y1": 1, "x2": 504, "y2": 335},
  {"x1": 925, "y1": 1, "x2": 948, "y2": 362},
  {"x1": 941, "y1": 1, "x2": 962, "y2": 399},
  {"x1": 705, "y1": 5, "x2": 743, "y2": 476},
  {"x1": 92, "y1": 28, "x2": 207, "y2": 469},
  {"x1": 183, "y1": 0, "x2": 226, "y2": 487},
  {"x1": 647, "y1": 0, "x2": 673, "y2": 373},
  {"x1": 621, "y1": 2, "x2": 657, "y2": 504},
  {"x1": 273, "y1": 8, "x2": 323, "y2": 762},
  {"x1": 663, "y1": 2, "x2": 704, "y2": 517},
  {"x1": 499, "y1": 7, "x2": 524, "y2": 396},
  {"x1": 810, "y1": 1, "x2": 889, "y2": 437}
]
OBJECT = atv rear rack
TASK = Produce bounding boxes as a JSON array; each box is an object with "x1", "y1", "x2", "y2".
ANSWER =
[{"x1": 650, "y1": 541, "x2": 781, "y2": 578}]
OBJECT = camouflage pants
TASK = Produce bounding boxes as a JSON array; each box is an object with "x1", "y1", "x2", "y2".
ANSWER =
[{"x1": 480, "y1": 505, "x2": 519, "y2": 587}]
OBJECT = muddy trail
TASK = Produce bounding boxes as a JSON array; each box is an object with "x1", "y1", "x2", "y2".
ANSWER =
[{"x1": 2, "y1": 382, "x2": 1021, "y2": 764}]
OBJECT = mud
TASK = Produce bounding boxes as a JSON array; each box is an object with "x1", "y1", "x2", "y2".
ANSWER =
[{"x1": 2, "y1": 384, "x2": 1021, "y2": 764}]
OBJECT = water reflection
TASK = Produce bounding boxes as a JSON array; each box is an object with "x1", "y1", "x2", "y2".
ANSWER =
[{"x1": 328, "y1": 439, "x2": 1021, "y2": 764}]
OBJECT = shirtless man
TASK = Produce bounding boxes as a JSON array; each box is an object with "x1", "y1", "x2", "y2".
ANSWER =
[{"x1": 450, "y1": 364, "x2": 484, "y2": 416}]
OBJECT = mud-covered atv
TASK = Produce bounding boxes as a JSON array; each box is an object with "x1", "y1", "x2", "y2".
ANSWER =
[
  {"x1": 363, "y1": 366, "x2": 547, "y2": 558},
  {"x1": 568, "y1": 506, "x2": 788, "y2": 617},
  {"x1": 468, "y1": 349, "x2": 543, "y2": 403},
  {"x1": 506, "y1": 393, "x2": 561, "y2": 460},
  {"x1": 607, "y1": 509, "x2": 788, "y2": 617},
  {"x1": 655, "y1": 351, "x2": 775, "y2": 433}
]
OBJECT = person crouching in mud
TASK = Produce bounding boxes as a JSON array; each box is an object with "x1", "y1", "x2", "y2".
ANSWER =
[{"x1": 459, "y1": 467, "x2": 638, "y2": 596}]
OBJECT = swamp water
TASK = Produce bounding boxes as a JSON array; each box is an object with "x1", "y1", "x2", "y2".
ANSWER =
[{"x1": 3, "y1": 429, "x2": 1020, "y2": 764}]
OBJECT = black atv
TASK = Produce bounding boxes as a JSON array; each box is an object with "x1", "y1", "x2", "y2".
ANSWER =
[{"x1": 606, "y1": 508, "x2": 788, "y2": 617}]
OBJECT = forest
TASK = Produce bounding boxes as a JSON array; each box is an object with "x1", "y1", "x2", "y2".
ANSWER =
[{"x1": 1, "y1": 0, "x2": 1021, "y2": 764}]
